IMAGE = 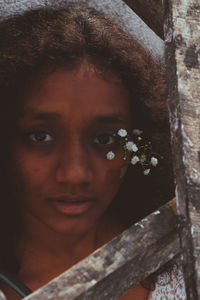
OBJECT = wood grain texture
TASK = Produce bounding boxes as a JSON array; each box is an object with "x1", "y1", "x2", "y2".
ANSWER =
[
  {"x1": 123, "y1": 0, "x2": 164, "y2": 38},
  {"x1": 24, "y1": 200, "x2": 181, "y2": 300},
  {"x1": 165, "y1": 0, "x2": 200, "y2": 298}
]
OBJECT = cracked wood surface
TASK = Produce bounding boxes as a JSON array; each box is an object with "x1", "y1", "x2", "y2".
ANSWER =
[
  {"x1": 21, "y1": 200, "x2": 180, "y2": 300},
  {"x1": 165, "y1": 0, "x2": 200, "y2": 298}
]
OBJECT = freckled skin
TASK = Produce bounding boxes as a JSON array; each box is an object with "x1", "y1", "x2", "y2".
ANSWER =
[{"x1": 12, "y1": 63, "x2": 132, "y2": 237}]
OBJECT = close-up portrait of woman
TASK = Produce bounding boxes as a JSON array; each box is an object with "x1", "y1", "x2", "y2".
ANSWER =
[{"x1": 0, "y1": 1, "x2": 186, "y2": 299}]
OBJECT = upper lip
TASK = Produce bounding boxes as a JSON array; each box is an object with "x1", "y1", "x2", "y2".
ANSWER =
[{"x1": 47, "y1": 195, "x2": 96, "y2": 203}]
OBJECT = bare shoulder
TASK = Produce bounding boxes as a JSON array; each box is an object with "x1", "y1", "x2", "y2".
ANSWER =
[{"x1": 118, "y1": 284, "x2": 150, "y2": 300}]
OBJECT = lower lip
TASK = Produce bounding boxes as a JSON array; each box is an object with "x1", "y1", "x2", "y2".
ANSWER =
[{"x1": 50, "y1": 200, "x2": 94, "y2": 216}]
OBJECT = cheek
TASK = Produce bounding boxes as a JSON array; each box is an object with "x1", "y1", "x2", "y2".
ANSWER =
[
  {"x1": 13, "y1": 149, "x2": 54, "y2": 190},
  {"x1": 95, "y1": 162, "x2": 126, "y2": 212},
  {"x1": 100, "y1": 160, "x2": 126, "y2": 194},
  {"x1": 104, "y1": 166, "x2": 121, "y2": 185}
]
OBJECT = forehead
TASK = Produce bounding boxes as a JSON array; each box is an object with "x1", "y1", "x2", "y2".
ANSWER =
[{"x1": 21, "y1": 65, "x2": 132, "y2": 123}]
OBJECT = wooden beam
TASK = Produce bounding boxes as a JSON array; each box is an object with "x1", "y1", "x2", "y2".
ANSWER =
[
  {"x1": 123, "y1": 0, "x2": 164, "y2": 39},
  {"x1": 165, "y1": 0, "x2": 200, "y2": 299},
  {"x1": 24, "y1": 200, "x2": 181, "y2": 300}
]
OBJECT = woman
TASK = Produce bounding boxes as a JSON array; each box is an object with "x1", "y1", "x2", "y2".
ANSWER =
[{"x1": 0, "y1": 3, "x2": 184, "y2": 299}]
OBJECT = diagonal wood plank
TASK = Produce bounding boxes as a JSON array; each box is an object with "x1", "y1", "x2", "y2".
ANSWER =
[
  {"x1": 23, "y1": 200, "x2": 181, "y2": 300},
  {"x1": 165, "y1": 0, "x2": 200, "y2": 298}
]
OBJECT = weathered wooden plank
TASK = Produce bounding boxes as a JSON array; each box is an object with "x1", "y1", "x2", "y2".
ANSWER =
[
  {"x1": 24, "y1": 200, "x2": 181, "y2": 300},
  {"x1": 165, "y1": 0, "x2": 200, "y2": 299},
  {"x1": 0, "y1": 0, "x2": 165, "y2": 65},
  {"x1": 123, "y1": 0, "x2": 164, "y2": 38}
]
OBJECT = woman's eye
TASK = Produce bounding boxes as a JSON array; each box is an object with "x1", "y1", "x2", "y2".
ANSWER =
[
  {"x1": 93, "y1": 134, "x2": 116, "y2": 145},
  {"x1": 28, "y1": 131, "x2": 54, "y2": 143}
]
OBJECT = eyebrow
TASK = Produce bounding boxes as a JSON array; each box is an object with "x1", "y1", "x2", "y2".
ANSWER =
[
  {"x1": 21, "y1": 108, "x2": 61, "y2": 120},
  {"x1": 94, "y1": 115, "x2": 127, "y2": 123},
  {"x1": 21, "y1": 109, "x2": 127, "y2": 123}
]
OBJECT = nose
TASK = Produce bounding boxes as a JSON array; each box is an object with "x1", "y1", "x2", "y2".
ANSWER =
[{"x1": 55, "y1": 141, "x2": 93, "y2": 186}]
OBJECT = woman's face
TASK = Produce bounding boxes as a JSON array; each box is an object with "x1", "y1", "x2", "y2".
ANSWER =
[{"x1": 12, "y1": 64, "x2": 132, "y2": 236}]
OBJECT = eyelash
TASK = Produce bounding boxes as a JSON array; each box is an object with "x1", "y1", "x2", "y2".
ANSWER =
[
  {"x1": 24, "y1": 128, "x2": 55, "y2": 144},
  {"x1": 92, "y1": 133, "x2": 117, "y2": 146},
  {"x1": 24, "y1": 129, "x2": 118, "y2": 149}
]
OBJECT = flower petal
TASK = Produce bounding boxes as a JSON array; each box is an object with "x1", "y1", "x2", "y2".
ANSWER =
[
  {"x1": 131, "y1": 155, "x2": 140, "y2": 165},
  {"x1": 151, "y1": 157, "x2": 158, "y2": 167},
  {"x1": 144, "y1": 169, "x2": 150, "y2": 175},
  {"x1": 117, "y1": 129, "x2": 127, "y2": 137},
  {"x1": 106, "y1": 151, "x2": 115, "y2": 160}
]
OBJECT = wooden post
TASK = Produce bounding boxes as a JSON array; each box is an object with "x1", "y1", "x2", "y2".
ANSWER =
[{"x1": 165, "y1": 0, "x2": 200, "y2": 298}]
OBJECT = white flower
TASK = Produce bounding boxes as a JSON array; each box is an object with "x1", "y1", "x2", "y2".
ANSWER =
[
  {"x1": 144, "y1": 169, "x2": 150, "y2": 175},
  {"x1": 132, "y1": 129, "x2": 143, "y2": 136},
  {"x1": 117, "y1": 129, "x2": 127, "y2": 137},
  {"x1": 138, "y1": 137, "x2": 142, "y2": 141},
  {"x1": 126, "y1": 141, "x2": 138, "y2": 152},
  {"x1": 106, "y1": 151, "x2": 115, "y2": 160},
  {"x1": 151, "y1": 157, "x2": 158, "y2": 167},
  {"x1": 131, "y1": 155, "x2": 140, "y2": 165}
]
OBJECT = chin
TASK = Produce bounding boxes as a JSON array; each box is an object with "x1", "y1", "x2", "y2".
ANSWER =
[{"x1": 45, "y1": 217, "x2": 96, "y2": 236}]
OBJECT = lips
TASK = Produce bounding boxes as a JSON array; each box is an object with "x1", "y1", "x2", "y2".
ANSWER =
[{"x1": 47, "y1": 195, "x2": 96, "y2": 216}]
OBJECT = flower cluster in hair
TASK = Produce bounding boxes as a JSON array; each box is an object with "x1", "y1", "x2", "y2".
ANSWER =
[{"x1": 106, "y1": 128, "x2": 159, "y2": 175}]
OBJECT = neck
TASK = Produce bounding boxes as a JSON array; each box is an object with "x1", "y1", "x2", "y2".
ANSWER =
[
  {"x1": 16, "y1": 210, "x2": 124, "y2": 291},
  {"x1": 17, "y1": 213, "x2": 100, "y2": 290}
]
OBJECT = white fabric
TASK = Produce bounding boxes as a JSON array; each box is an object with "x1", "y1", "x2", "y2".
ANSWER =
[
  {"x1": 148, "y1": 267, "x2": 186, "y2": 300},
  {"x1": 0, "y1": 0, "x2": 164, "y2": 64}
]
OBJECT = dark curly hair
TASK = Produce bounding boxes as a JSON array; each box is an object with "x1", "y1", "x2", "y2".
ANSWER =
[{"x1": 0, "y1": 3, "x2": 174, "y2": 275}]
